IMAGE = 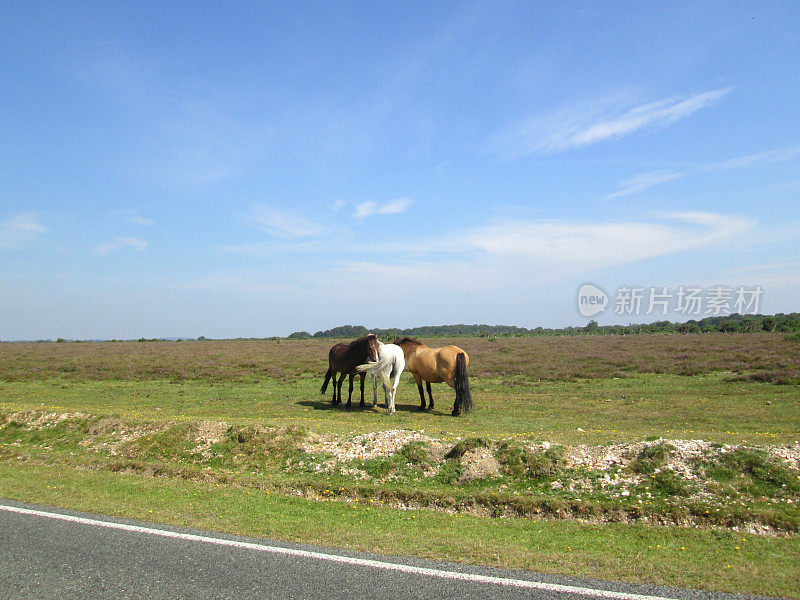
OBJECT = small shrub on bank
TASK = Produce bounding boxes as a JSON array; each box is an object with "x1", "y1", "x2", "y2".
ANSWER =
[
  {"x1": 128, "y1": 423, "x2": 196, "y2": 462},
  {"x1": 495, "y1": 441, "x2": 565, "y2": 479},
  {"x1": 356, "y1": 442, "x2": 433, "y2": 479},
  {"x1": 437, "y1": 458, "x2": 463, "y2": 484},
  {"x1": 399, "y1": 441, "x2": 430, "y2": 467},
  {"x1": 632, "y1": 442, "x2": 674, "y2": 474},
  {"x1": 712, "y1": 447, "x2": 800, "y2": 495},
  {"x1": 221, "y1": 425, "x2": 309, "y2": 468},
  {"x1": 445, "y1": 437, "x2": 491, "y2": 459},
  {"x1": 651, "y1": 470, "x2": 692, "y2": 496}
]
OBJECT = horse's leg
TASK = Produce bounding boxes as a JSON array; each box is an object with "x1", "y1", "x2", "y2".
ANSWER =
[
  {"x1": 447, "y1": 378, "x2": 460, "y2": 416},
  {"x1": 337, "y1": 374, "x2": 345, "y2": 407},
  {"x1": 372, "y1": 373, "x2": 378, "y2": 407},
  {"x1": 414, "y1": 374, "x2": 426, "y2": 410},
  {"x1": 359, "y1": 372, "x2": 366, "y2": 407},
  {"x1": 384, "y1": 376, "x2": 393, "y2": 415},
  {"x1": 331, "y1": 372, "x2": 339, "y2": 405},
  {"x1": 426, "y1": 381, "x2": 434, "y2": 410},
  {"x1": 346, "y1": 373, "x2": 354, "y2": 406},
  {"x1": 391, "y1": 371, "x2": 401, "y2": 415}
]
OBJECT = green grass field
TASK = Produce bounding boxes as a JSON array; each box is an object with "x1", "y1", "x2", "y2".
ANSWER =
[
  {"x1": 1, "y1": 334, "x2": 799, "y2": 597},
  {"x1": 1, "y1": 371, "x2": 797, "y2": 444}
]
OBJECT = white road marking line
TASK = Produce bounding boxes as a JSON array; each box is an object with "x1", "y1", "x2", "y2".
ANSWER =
[{"x1": 1, "y1": 503, "x2": 680, "y2": 600}]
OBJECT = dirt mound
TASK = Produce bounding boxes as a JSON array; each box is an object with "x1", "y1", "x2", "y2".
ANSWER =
[
  {"x1": 459, "y1": 447, "x2": 501, "y2": 481},
  {"x1": 301, "y1": 429, "x2": 435, "y2": 461}
]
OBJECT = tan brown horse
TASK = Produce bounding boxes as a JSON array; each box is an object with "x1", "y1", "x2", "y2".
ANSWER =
[
  {"x1": 321, "y1": 334, "x2": 380, "y2": 407},
  {"x1": 393, "y1": 337, "x2": 472, "y2": 416}
]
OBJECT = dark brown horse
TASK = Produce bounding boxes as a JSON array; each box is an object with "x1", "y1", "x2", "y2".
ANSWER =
[{"x1": 320, "y1": 334, "x2": 379, "y2": 407}]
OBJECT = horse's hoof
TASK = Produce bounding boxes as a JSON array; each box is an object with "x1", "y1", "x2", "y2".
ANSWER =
[{"x1": 451, "y1": 410, "x2": 461, "y2": 417}]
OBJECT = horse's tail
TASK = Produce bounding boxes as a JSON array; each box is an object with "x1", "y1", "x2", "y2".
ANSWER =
[
  {"x1": 356, "y1": 355, "x2": 393, "y2": 389},
  {"x1": 454, "y1": 352, "x2": 472, "y2": 414},
  {"x1": 321, "y1": 367, "x2": 332, "y2": 394}
]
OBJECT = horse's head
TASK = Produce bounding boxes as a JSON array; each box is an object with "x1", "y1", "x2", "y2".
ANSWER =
[
  {"x1": 393, "y1": 337, "x2": 423, "y2": 360},
  {"x1": 393, "y1": 337, "x2": 422, "y2": 347},
  {"x1": 366, "y1": 333, "x2": 379, "y2": 361}
]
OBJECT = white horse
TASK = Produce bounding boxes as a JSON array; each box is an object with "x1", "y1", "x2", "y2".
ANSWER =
[{"x1": 356, "y1": 341, "x2": 405, "y2": 415}]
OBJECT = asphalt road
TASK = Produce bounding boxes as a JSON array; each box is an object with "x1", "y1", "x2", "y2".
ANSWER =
[{"x1": 0, "y1": 500, "x2": 776, "y2": 600}]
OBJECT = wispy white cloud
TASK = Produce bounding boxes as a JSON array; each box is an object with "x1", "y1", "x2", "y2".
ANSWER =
[
  {"x1": 176, "y1": 210, "x2": 760, "y2": 331},
  {"x1": 292, "y1": 213, "x2": 757, "y2": 304},
  {"x1": 129, "y1": 215, "x2": 154, "y2": 226},
  {"x1": 0, "y1": 213, "x2": 48, "y2": 250},
  {"x1": 249, "y1": 206, "x2": 323, "y2": 238},
  {"x1": 605, "y1": 145, "x2": 800, "y2": 199},
  {"x1": 571, "y1": 89, "x2": 730, "y2": 147},
  {"x1": 724, "y1": 261, "x2": 800, "y2": 275},
  {"x1": 220, "y1": 238, "x2": 341, "y2": 256},
  {"x1": 604, "y1": 170, "x2": 685, "y2": 199},
  {"x1": 705, "y1": 146, "x2": 800, "y2": 170},
  {"x1": 494, "y1": 88, "x2": 731, "y2": 158},
  {"x1": 230, "y1": 210, "x2": 753, "y2": 273},
  {"x1": 462, "y1": 212, "x2": 753, "y2": 267},
  {"x1": 218, "y1": 211, "x2": 755, "y2": 295},
  {"x1": 752, "y1": 179, "x2": 800, "y2": 194},
  {"x1": 111, "y1": 209, "x2": 154, "y2": 226},
  {"x1": 94, "y1": 237, "x2": 148, "y2": 256},
  {"x1": 354, "y1": 197, "x2": 414, "y2": 219},
  {"x1": 714, "y1": 261, "x2": 800, "y2": 293}
]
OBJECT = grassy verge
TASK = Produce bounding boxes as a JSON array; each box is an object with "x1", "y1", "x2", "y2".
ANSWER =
[
  {"x1": 1, "y1": 460, "x2": 798, "y2": 598},
  {"x1": 2, "y1": 408, "x2": 798, "y2": 533}
]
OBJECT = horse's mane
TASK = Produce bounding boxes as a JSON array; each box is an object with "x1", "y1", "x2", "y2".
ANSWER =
[{"x1": 395, "y1": 337, "x2": 424, "y2": 346}]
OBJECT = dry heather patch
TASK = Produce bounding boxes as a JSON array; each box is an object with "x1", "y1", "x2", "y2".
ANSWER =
[{"x1": 3, "y1": 333, "x2": 799, "y2": 383}]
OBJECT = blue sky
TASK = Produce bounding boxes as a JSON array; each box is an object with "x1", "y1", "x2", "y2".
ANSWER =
[{"x1": 1, "y1": 1, "x2": 799, "y2": 339}]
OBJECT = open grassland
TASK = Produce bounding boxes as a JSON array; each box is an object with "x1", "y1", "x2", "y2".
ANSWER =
[{"x1": 1, "y1": 333, "x2": 799, "y2": 597}]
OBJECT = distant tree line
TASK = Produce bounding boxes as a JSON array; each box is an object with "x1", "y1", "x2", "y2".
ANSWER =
[
  {"x1": 288, "y1": 313, "x2": 800, "y2": 339},
  {"x1": 23, "y1": 312, "x2": 800, "y2": 343}
]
